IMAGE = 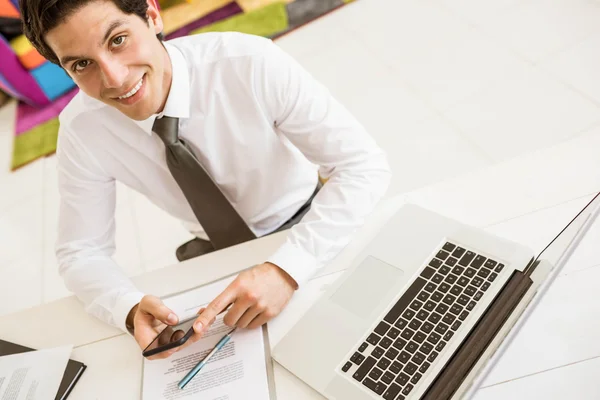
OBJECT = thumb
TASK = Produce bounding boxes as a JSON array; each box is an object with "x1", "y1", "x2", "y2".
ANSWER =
[{"x1": 140, "y1": 295, "x2": 179, "y2": 325}]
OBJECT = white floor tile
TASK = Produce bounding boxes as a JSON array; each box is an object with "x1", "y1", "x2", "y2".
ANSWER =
[
  {"x1": 0, "y1": 255, "x2": 42, "y2": 316},
  {"x1": 477, "y1": 0, "x2": 600, "y2": 63},
  {"x1": 474, "y1": 356, "x2": 600, "y2": 400},
  {"x1": 542, "y1": 32, "x2": 600, "y2": 106},
  {"x1": 443, "y1": 65, "x2": 600, "y2": 162},
  {"x1": 481, "y1": 264, "x2": 600, "y2": 385}
]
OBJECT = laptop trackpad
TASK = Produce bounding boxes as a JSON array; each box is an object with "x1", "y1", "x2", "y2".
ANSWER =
[{"x1": 330, "y1": 256, "x2": 404, "y2": 320}]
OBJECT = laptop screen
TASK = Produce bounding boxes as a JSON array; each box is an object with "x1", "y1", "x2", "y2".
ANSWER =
[{"x1": 531, "y1": 191, "x2": 600, "y2": 271}]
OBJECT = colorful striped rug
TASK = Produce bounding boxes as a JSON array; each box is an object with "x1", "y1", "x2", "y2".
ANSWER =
[{"x1": 10, "y1": 0, "x2": 354, "y2": 170}]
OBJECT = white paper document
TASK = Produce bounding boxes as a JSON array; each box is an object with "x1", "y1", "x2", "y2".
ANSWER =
[
  {"x1": 142, "y1": 276, "x2": 272, "y2": 400},
  {"x1": 0, "y1": 345, "x2": 72, "y2": 400}
]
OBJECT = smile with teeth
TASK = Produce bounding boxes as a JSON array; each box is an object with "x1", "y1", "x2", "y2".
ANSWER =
[{"x1": 117, "y1": 76, "x2": 143, "y2": 100}]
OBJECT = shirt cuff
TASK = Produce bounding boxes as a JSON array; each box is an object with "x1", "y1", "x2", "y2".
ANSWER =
[
  {"x1": 113, "y1": 291, "x2": 146, "y2": 334},
  {"x1": 266, "y1": 241, "x2": 319, "y2": 288}
]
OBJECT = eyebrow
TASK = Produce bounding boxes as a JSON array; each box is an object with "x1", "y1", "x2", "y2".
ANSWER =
[{"x1": 59, "y1": 19, "x2": 127, "y2": 66}]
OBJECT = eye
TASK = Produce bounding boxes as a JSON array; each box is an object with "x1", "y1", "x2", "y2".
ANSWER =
[
  {"x1": 74, "y1": 60, "x2": 91, "y2": 72},
  {"x1": 112, "y1": 35, "x2": 126, "y2": 47}
]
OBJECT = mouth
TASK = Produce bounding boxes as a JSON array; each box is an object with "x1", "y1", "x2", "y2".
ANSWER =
[{"x1": 113, "y1": 74, "x2": 146, "y2": 105}]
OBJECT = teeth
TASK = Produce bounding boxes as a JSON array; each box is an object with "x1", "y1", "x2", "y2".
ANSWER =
[{"x1": 118, "y1": 77, "x2": 143, "y2": 100}]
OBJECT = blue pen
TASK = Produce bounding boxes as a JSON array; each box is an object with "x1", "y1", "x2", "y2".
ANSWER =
[{"x1": 178, "y1": 327, "x2": 237, "y2": 389}]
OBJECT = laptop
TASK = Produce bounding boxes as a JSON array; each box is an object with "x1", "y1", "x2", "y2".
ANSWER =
[{"x1": 272, "y1": 192, "x2": 600, "y2": 400}]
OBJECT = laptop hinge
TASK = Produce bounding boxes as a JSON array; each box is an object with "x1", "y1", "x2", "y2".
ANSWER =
[{"x1": 421, "y1": 270, "x2": 533, "y2": 400}]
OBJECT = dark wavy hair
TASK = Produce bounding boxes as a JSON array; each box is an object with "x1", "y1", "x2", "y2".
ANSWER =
[{"x1": 19, "y1": 0, "x2": 163, "y2": 65}]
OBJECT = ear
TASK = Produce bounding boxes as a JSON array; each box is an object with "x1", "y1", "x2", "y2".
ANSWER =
[{"x1": 146, "y1": 0, "x2": 164, "y2": 36}]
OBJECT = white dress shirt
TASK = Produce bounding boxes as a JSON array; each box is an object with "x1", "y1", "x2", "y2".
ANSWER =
[{"x1": 56, "y1": 32, "x2": 391, "y2": 333}]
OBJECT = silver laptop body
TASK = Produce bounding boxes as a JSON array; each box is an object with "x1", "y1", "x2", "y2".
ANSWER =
[{"x1": 272, "y1": 193, "x2": 600, "y2": 400}]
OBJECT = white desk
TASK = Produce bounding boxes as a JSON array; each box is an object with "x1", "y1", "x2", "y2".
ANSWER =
[{"x1": 2, "y1": 131, "x2": 600, "y2": 399}]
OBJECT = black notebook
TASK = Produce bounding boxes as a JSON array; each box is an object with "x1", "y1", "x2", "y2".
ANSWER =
[{"x1": 0, "y1": 339, "x2": 86, "y2": 400}]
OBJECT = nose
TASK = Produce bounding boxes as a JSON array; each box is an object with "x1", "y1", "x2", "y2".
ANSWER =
[{"x1": 99, "y1": 58, "x2": 128, "y2": 90}]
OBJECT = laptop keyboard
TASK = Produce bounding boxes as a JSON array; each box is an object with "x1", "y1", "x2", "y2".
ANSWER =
[{"x1": 340, "y1": 242, "x2": 505, "y2": 400}]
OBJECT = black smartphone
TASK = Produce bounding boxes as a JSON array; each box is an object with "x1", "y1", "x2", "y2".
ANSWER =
[{"x1": 142, "y1": 316, "x2": 197, "y2": 357}]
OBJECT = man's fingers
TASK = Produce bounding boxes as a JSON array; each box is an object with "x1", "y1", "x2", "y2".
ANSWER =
[
  {"x1": 194, "y1": 288, "x2": 237, "y2": 333},
  {"x1": 247, "y1": 312, "x2": 271, "y2": 330},
  {"x1": 235, "y1": 305, "x2": 261, "y2": 329},
  {"x1": 140, "y1": 295, "x2": 179, "y2": 326}
]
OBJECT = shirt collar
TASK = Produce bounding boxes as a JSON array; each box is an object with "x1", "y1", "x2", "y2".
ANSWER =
[{"x1": 133, "y1": 41, "x2": 191, "y2": 135}]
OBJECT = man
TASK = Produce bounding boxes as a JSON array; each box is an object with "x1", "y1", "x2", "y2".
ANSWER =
[{"x1": 20, "y1": 0, "x2": 391, "y2": 357}]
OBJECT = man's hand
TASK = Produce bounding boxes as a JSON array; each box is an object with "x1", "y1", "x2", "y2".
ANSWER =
[
  {"x1": 128, "y1": 295, "x2": 180, "y2": 360},
  {"x1": 192, "y1": 262, "x2": 297, "y2": 335}
]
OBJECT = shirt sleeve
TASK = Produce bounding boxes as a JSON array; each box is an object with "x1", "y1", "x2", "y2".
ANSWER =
[
  {"x1": 55, "y1": 126, "x2": 145, "y2": 333},
  {"x1": 255, "y1": 39, "x2": 392, "y2": 287}
]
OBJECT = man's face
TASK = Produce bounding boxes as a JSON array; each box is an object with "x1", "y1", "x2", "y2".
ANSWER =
[{"x1": 45, "y1": 0, "x2": 171, "y2": 120}]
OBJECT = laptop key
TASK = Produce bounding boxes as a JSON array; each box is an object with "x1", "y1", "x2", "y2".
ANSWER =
[
  {"x1": 401, "y1": 328, "x2": 415, "y2": 341},
  {"x1": 449, "y1": 304, "x2": 463, "y2": 315},
  {"x1": 406, "y1": 341, "x2": 419, "y2": 354},
  {"x1": 474, "y1": 291, "x2": 484, "y2": 301},
  {"x1": 383, "y1": 383, "x2": 402, "y2": 400},
  {"x1": 477, "y1": 268, "x2": 491, "y2": 278},
  {"x1": 443, "y1": 242, "x2": 456, "y2": 252},
  {"x1": 427, "y1": 332, "x2": 442, "y2": 345},
  {"x1": 410, "y1": 300, "x2": 423, "y2": 311},
  {"x1": 385, "y1": 348, "x2": 399, "y2": 360},
  {"x1": 371, "y1": 347, "x2": 385, "y2": 359},
  {"x1": 389, "y1": 361, "x2": 403, "y2": 374},
  {"x1": 489, "y1": 272, "x2": 498, "y2": 282},
  {"x1": 421, "y1": 322, "x2": 434, "y2": 333},
  {"x1": 395, "y1": 319, "x2": 408, "y2": 330},
  {"x1": 402, "y1": 309, "x2": 416, "y2": 320},
  {"x1": 414, "y1": 331, "x2": 427, "y2": 344},
  {"x1": 471, "y1": 277, "x2": 484, "y2": 287},
  {"x1": 420, "y1": 267, "x2": 436, "y2": 279},
  {"x1": 439, "y1": 265, "x2": 451, "y2": 275},
  {"x1": 436, "y1": 341, "x2": 446, "y2": 352},
  {"x1": 358, "y1": 342, "x2": 368, "y2": 353},
  {"x1": 381, "y1": 371, "x2": 395, "y2": 385},
  {"x1": 435, "y1": 323, "x2": 449, "y2": 335},
  {"x1": 459, "y1": 251, "x2": 475, "y2": 266},
  {"x1": 387, "y1": 327, "x2": 401, "y2": 339},
  {"x1": 429, "y1": 258, "x2": 443, "y2": 269},
  {"x1": 342, "y1": 361, "x2": 352, "y2": 372},
  {"x1": 363, "y1": 377, "x2": 386, "y2": 395},
  {"x1": 443, "y1": 294, "x2": 456, "y2": 305},
  {"x1": 435, "y1": 303, "x2": 449, "y2": 314},
  {"x1": 352, "y1": 356, "x2": 376, "y2": 382},
  {"x1": 438, "y1": 283, "x2": 451, "y2": 293},
  {"x1": 395, "y1": 372, "x2": 410, "y2": 386},
  {"x1": 451, "y1": 265, "x2": 465, "y2": 275},
  {"x1": 495, "y1": 263, "x2": 505, "y2": 272},
  {"x1": 409, "y1": 319, "x2": 422, "y2": 331},
  {"x1": 452, "y1": 321, "x2": 462, "y2": 331},
  {"x1": 367, "y1": 333, "x2": 381, "y2": 346},
  {"x1": 464, "y1": 286, "x2": 476, "y2": 297},
  {"x1": 417, "y1": 291, "x2": 430, "y2": 301},
  {"x1": 431, "y1": 291, "x2": 444, "y2": 302},
  {"x1": 402, "y1": 383, "x2": 414, "y2": 395},
  {"x1": 442, "y1": 313, "x2": 456, "y2": 325},
  {"x1": 383, "y1": 277, "x2": 426, "y2": 324},
  {"x1": 482, "y1": 282, "x2": 491, "y2": 291},
  {"x1": 428, "y1": 312, "x2": 442, "y2": 324},
  {"x1": 457, "y1": 276, "x2": 470, "y2": 287},
  {"x1": 464, "y1": 268, "x2": 476, "y2": 278},
  {"x1": 368, "y1": 367, "x2": 383, "y2": 381},
  {"x1": 351, "y1": 352, "x2": 365, "y2": 365},
  {"x1": 432, "y1": 274, "x2": 444, "y2": 284},
  {"x1": 446, "y1": 257, "x2": 458, "y2": 267},
  {"x1": 444, "y1": 331, "x2": 454, "y2": 341},
  {"x1": 420, "y1": 342, "x2": 434, "y2": 354},
  {"x1": 471, "y1": 255, "x2": 486, "y2": 268},
  {"x1": 419, "y1": 361, "x2": 431, "y2": 373},
  {"x1": 459, "y1": 311, "x2": 469, "y2": 321},
  {"x1": 457, "y1": 295, "x2": 470, "y2": 306},
  {"x1": 374, "y1": 321, "x2": 391, "y2": 336},
  {"x1": 436, "y1": 250, "x2": 450, "y2": 260},
  {"x1": 380, "y1": 337, "x2": 393, "y2": 349},
  {"x1": 485, "y1": 259, "x2": 498, "y2": 269},
  {"x1": 412, "y1": 352, "x2": 426, "y2": 365},
  {"x1": 403, "y1": 362, "x2": 418, "y2": 375},
  {"x1": 466, "y1": 301, "x2": 476, "y2": 311},
  {"x1": 393, "y1": 338, "x2": 407, "y2": 351},
  {"x1": 445, "y1": 274, "x2": 458, "y2": 285},
  {"x1": 416, "y1": 310, "x2": 429, "y2": 321},
  {"x1": 424, "y1": 300, "x2": 436, "y2": 311},
  {"x1": 377, "y1": 357, "x2": 391, "y2": 370},
  {"x1": 410, "y1": 372, "x2": 422, "y2": 384},
  {"x1": 424, "y1": 282, "x2": 437, "y2": 293},
  {"x1": 427, "y1": 351, "x2": 439, "y2": 362},
  {"x1": 397, "y1": 351, "x2": 411, "y2": 363},
  {"x1": 452, "y1": 247, "x2": 466, "y2": 258},
  {"x1": 450, "y1": 285, "x2": 463, "y2": 296}
]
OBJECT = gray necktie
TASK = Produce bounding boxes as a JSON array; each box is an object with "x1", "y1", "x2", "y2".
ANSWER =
[{"x1": 152, "y1": 116, "x2": 256, "y2": 250}]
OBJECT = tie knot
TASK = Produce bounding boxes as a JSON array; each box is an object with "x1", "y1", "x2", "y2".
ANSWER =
[{"x1": 152, "y1": 116, "x2": 179, "y2": 145}]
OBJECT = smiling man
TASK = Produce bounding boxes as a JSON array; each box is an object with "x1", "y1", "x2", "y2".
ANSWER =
[{"x1": 19, "y1": 0, "x2": 391, "y2": 356}]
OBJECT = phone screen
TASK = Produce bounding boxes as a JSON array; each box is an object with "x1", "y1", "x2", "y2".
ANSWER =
[{"x1": 142, "y1": 316, "x2": 197, "y2": 357}]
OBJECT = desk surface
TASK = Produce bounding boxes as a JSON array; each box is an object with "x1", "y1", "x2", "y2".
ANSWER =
[{"x1": 2, "y1": 131, "x2": 600, "y2": 399}]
